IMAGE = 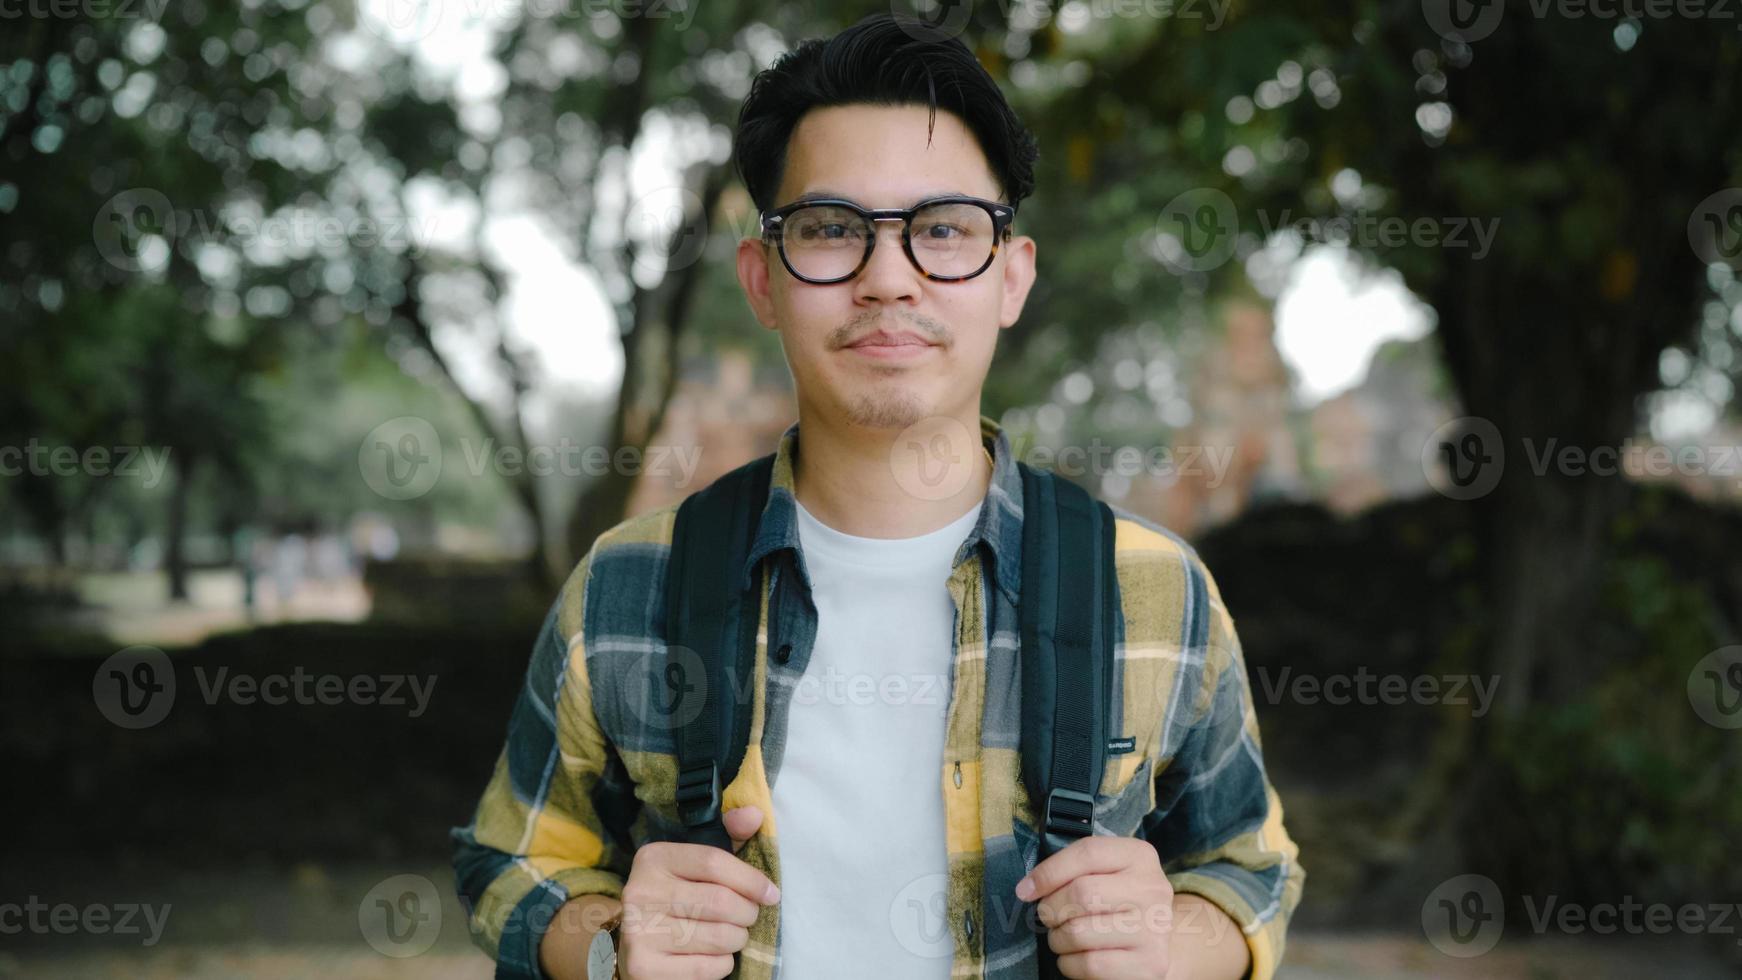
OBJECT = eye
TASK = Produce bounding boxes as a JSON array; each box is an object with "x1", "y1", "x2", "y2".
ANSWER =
[
  {"x1": 912, "y1": 203, "x2": 992, "y2": 245},
  {"x1": 918, "y1": 222, "x2": 966, "y2": 240},
  {"x1": 791, "y1": 214, "x2": 864, "y2": 244}
]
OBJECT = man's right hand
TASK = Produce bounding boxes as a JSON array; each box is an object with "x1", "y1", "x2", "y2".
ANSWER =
[{"x1": 614, "y1": 805, "x2": 778, "y2": 980}]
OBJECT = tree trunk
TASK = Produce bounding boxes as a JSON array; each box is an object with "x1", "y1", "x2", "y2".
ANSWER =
[
  {"x1": 390, "y1": 253, "x2": 556, "y2": 593},
  {"x1": 563, "y1": 162, "x2": 730, "y2": 561},
  {"x1": 165, "y1": 451, "x2": 196, "y2": 602}
]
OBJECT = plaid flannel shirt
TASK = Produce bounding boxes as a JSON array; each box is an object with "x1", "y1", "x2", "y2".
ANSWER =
[{"x1": 450, "y1": 414, "x2": 1304, "y2": 979}]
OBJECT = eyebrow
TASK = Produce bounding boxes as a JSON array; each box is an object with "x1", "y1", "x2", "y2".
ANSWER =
[{"x1": 787, "y1": 189, "x2": 985, "y2": 208}]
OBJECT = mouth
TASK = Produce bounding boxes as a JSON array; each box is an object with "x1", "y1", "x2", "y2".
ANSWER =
[
  {"x1": 843, "y1": 330, "x2": 937, "y2": 362},
  {"x1": 836, "y1": 316, "x2": 946, "y2": 365},
  {"x1": 845, "y1": 329, "x2": 936, "y2": 350}
]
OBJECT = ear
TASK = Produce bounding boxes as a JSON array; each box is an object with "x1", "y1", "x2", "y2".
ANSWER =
[
  {"x1": 737, "y1": 236, "x2": 779, "y2": 331},
  {"x1": 997, "y1": 233, "x2": 1037, "y2": 329}
]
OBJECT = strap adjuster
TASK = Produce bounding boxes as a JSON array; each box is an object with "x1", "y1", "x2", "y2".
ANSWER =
[
  {"x1": 676, "y1": 762, "x2": 721, "y2": 828},
  {"x1": 1044, "y1": 788, "x2": 1094, "y2": 839}
]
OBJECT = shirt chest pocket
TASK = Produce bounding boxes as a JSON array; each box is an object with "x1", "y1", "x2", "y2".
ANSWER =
[{"x1": 1093, "y1": 754, "x2": 1156, "y2": 838}]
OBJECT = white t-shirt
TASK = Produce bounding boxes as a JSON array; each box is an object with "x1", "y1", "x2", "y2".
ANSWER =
[{"x1": 771, "y1": 496, "x2": 984, "y2": 979}]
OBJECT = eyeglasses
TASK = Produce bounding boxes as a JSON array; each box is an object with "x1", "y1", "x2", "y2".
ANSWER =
[{"x1": 760, "y1": 195, "x2": 1016, "y2": 284}]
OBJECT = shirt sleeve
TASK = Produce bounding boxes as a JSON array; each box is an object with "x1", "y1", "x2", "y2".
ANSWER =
[
  {"x1": 1141, "y1": 556, "x2": 1305, "y2": 980},
  {"x1": 449, "y1": 550, "x2": 638, "y2": 979}
]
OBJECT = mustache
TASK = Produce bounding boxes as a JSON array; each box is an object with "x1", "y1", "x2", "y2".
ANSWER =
[{"x1": 829, "y1": 311, "x2": 950, "y2": 349}]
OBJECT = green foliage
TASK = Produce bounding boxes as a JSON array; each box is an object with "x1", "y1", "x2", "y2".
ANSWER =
[
  {"x1": 1487, "y1": 540, "x2": 1739, "y2": 903},
  {"x1": 244, "y1": 318, "x2": 515, "y2": 532}
]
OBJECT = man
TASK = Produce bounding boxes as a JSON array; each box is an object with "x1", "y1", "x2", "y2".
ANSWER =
[{"x1": 451, "y1": 13, "x2": 1303, "y2": 980}]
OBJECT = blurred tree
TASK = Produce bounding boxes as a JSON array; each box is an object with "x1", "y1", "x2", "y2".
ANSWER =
[
  {"x1": 1198, "y1": 3, "x2": 1741, "y2": 719},
  {"x1": 1057, "y1": 0, "x2": 1742, "y2": 886},
  {"x1": 441, "y1": 3, "x2": 873, "y2": 568},
  {"x1": 1, "y1": 9, "x2": 314, "y2": 596},
  {"x1": 336, "y1": 2, "x2": 869, "y2": 578}
]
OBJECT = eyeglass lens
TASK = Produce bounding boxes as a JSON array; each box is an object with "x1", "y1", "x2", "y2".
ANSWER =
[{"x1": 780, "y1": 202, "x2": 996, "y2": 280}]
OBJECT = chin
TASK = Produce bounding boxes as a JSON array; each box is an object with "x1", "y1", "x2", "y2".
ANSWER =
[{"x1": 840, "y1": 389, "x2": 932, "y2": 430}]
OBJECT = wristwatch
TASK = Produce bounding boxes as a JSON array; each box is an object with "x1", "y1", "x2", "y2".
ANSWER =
[{"x1": 586, "y1": 909, "x2": 624, "y2": 980}]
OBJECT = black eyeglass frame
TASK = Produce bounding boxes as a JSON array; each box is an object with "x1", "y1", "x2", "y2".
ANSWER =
[{"x1": 759, "y1": 195, "x2": 1017, "y2": 284}]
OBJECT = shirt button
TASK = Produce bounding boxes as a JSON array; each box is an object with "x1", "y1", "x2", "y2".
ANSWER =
[
  {"x1": 774, "y1": 642, "x2": 792, "y2": 665},
  {"x1": 953, "y1": 761, "x2": 963, "y2": 789},
  {"x1": 964, "y1": 910, "x2": 974, "y2": 941}
]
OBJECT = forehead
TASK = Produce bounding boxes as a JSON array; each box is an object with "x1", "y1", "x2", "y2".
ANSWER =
[{"x1": 774, "y1": 103, "x2": 1001, "y2": 209}]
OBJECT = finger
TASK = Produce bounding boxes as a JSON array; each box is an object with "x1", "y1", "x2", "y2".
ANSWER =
[
  {"x1": 657, "y1": 879, "x2": 762, "y2": 928},
  {"x1": 1046, "y1": 910, "x2": 1149, "y2": 955},
  {"x1": 620, "y1": 947, "x2": 733, "y2": 980},
  {"x1": 664, "y1": 841, "x2": 781, "y2": 905},
  {"x1": 1018, "y1": 836, "x2": 1154, "y2": 902},
  {"x1": 675, "y1": 953, "x2": 735, "y2": 980},
  {"x1": 658, "y1": 918, "x2": 751, "y2": 957},
  {"x1": 1057, "y1": 947, "x2": 1145, "y2": 980},
  {"x1": 1037, "y1": 872, "x2": 1132, "y2": 929},
  {"x1": 723, "y1": 805, "x2": 764, "y2": 853}
]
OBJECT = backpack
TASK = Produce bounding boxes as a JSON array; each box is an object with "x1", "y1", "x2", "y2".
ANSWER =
[{"x1": 662, "y1": 451, "x2": 1118, "y2": 977}]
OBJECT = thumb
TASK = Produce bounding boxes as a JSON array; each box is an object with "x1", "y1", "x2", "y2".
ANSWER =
[{"x1": 723, "y1": 805, "x2": 764, "y2": 852}]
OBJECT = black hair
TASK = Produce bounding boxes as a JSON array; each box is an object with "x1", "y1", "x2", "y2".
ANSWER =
[{"x1": 732, "y1": 13, "x2": 1039, "y2": 216}]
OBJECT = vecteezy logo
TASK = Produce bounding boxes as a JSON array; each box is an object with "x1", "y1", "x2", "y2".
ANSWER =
[
  {"x1": 626, "y1": 186, "x2": 710, "y2": 279},
  {"x1": 892, "y1": 0, "x2": 974, "y2": 42},
  {"x1": 359, "y1": 873, "x2": 442, "y2": 957},
  {"x1": 889, "y1": 872, "x2": 955, "y2": 958},
  {"x1": 93, "y1": 189, "x2": 176, "y2": 274},
  {"x1": 1688, "y1": 646, "x2": 1742, "y2": 729},
  {"x1": 1422, "y1": 873, "x2": 1503, "y2": 957},
  {"x1": 1688, "y1": 189, "x2": 1742, "y2": 270},
  {"x1": 1422, "y1": 416, "x2": 1504, "y2": 500},
  {"x1": 624, "y1": 643, "x2": 711, "y2": 736},
  {"x1": 93, "y1": 645, "x2": 176, "y2": 729},
  {"x1": 359, "y1": 416, "x2": 442, "y2": 500},
  {"x1": 915, "y1": 435, "x2": 958, "y2": 487},
  {"x1": 357, "y1": 0, "x2": 445, "y2": 44},
  {"x1": 1422, "y1": 0, "x2": 1505, "y2": 43},
  {"x1": 1155, "y1": 188, "x2": 1238, "y2": 274},
  {"x1": 891, "y1": 415, "x2": 980, "y2": 502}
]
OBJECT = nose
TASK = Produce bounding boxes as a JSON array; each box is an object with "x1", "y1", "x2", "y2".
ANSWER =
[{"x1": 852, "y1": 217, "x2": 923, "y2": 306}]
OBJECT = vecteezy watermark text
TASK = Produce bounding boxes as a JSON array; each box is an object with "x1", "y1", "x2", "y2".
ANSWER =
[
  {"x1": 94, "y1": 189, "x2": 439, "y2": 274},
  {"x1": 0, "y1": 897, "x2": 171, "y2": 946},
  {"x1": 1423, "y1": 873, "x2": 1742, "y2": 958},
  {"x1": 456, "y1": 438, "x2": 703, "y2": 485},
  {"x1": 358, "y1": 0, "x2": 699, "y2": 44},
  {"x1": 0, "y1": 440, "x2": 171, "y2": 488},
  {"x1": 0, "y1": 0, "x2": 170, "y2": 20},
  {"x1": 1422, "y1": 417, "x2": 1742, "y2": 500},
  {"x1": 94, "y1": 646, "x2": 438, "y2": 729},
  {"x1": 1426, "y1": 0, "x2": 1742, "y2": 44},
  {"x1": 1255, "y1": 666, "x2": 1501, "y2": 717},
  {"x1": 1153, "y1": 188, "x2": 1500, "y2": 275},
  {"x1": 358, "y1": 416, "x2": 705, "y2": 501}
]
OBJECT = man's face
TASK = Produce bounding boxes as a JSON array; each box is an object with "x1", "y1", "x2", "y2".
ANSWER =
[{"x1": 737, "y1": 104, "x2": 1037, "y2": 432}]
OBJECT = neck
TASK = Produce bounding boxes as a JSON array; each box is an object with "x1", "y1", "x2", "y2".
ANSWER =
[{"x1": 791, "y1": 407, "x2": 992, "y2": 539}]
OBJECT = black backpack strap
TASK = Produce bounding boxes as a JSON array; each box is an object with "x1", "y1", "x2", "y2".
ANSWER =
[
  {"x1": 1018, "y1": 462, "x2": 1118, "y2": 978},
  {"x1": 666, "y1": 453, "x2": 775, "y2": 851}
]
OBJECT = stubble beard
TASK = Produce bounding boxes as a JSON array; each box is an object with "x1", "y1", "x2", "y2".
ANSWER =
[
  {"x1": 830, "y1": 310, "x2": 951, "y2": 430},
  {"x1": 843, "y1": 383, "x2": 929, "y2": 430}
]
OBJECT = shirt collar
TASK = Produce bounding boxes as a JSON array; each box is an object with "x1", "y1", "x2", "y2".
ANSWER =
[{"x1": 742, "y1": 414, "x2": 1025, "y2": 608}]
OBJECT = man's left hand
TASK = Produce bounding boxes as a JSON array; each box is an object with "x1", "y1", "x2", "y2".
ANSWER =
[{"x1": 1015, "y1": 836, "x2": 1176, "y2": 980}]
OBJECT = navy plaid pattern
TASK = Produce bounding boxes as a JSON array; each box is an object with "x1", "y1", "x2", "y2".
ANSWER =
[{"x1": 450, "y1": 414, "x2": 1304, "y2": 979}]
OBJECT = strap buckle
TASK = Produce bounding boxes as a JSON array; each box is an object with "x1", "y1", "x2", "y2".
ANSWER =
[
  {"x1": 1043, "y1": 788, "x2": 1094, "y2": 840},
  {"x1": 676, "y1": 762, "x2": 722, "y2": 828}
]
